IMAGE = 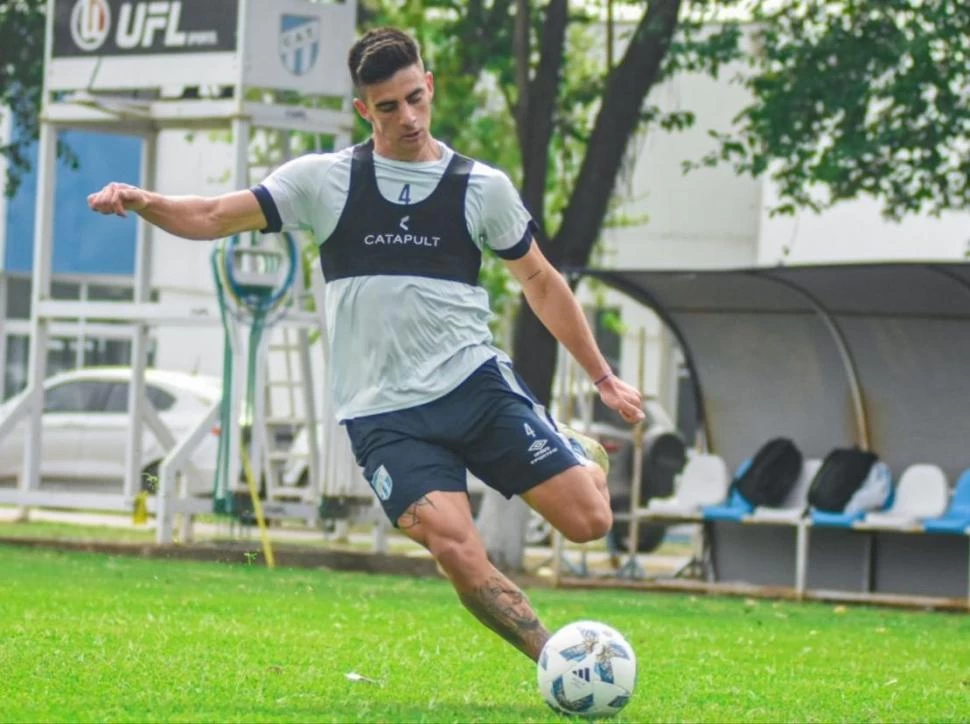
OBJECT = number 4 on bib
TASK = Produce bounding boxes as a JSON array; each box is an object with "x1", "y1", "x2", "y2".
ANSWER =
[{"x1": 398, "y1": 184, "x2": 412, "y2": 204}]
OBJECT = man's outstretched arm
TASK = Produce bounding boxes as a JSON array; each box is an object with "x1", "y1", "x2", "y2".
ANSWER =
[
  {"x1": 505, "y1": 241, "x2": 645, "y2": 424},
  {"x1": 87, "y1": 183, "x2": 267, "y2": 241}
]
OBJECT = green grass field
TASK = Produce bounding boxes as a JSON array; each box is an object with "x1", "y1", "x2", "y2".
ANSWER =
[{"x1": 0, "y1": 545, "x2": 968, "y2": 723}]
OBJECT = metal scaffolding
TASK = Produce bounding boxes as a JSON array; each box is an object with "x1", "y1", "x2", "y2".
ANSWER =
[{"x1": 0, "y1": 0, "x2": 362, "y2": 541}]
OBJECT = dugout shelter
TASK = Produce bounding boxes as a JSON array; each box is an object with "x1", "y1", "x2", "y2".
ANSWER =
[{"x1": 581, "y1": 262, "x2": 970, "y2": 606}]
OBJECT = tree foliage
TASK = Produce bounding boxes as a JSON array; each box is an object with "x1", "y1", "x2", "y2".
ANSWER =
[
  {"x1": 5, "y1": 0, "x2": 968, "y2": 360},
  {"x1": 0, "y1": 0, "x2": 78, "y2": 197},
  {"x1": 699, "y1": 0, "x2": 970, "y2": 219},
  {"x1": 362, "y1": 0, "x2": 743, "y2": 406}
]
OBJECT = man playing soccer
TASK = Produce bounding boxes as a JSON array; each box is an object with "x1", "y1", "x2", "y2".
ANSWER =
[{"x1": 88, "y1": 27, "x2": 644, "y2": 662}]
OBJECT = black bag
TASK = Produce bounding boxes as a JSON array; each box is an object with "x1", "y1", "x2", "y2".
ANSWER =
[
  {"x1": 807, "y1": 447, "x2": 879, "y2": 513},
  {"x1": 734, "y1": 438, "x2": 804, "y2": 507}
]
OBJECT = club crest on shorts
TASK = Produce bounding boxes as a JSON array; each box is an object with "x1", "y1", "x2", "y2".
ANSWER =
[
  {"x1": 371, "y1": 465, "x2": 393, "y2": 501},
  {"x1": 279, "y1": 15, "x2": 320, "y2": 76}
]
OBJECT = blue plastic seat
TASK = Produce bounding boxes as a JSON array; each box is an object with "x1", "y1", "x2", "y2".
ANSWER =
[
  {"x1": 810, "y1": 509, "x2": 865, "y2": 528},
  {"x1": 702, "y1": 488, "x2": 753, "y2": 522},
  {"x1": 923, "y1": 469, "x2": 970, "y2": 535},
  {"x1": 700, "y1": 459, "x2": 753, "y2": 522},
  {"x1": 810, "y1": 467, "x2": 897, "y2": 528}
]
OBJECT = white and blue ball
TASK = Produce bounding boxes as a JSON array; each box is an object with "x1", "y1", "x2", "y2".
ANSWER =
[{"x1": 536, "y1": 620, "x2": 637, "y2": 718}]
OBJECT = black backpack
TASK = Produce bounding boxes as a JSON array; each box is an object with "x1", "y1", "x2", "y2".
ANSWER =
[
  {"x1": 734, "y1": 438, "x2": 804, "y2": 507},
  {"x1": 807, "y1": 447, "x2": 879, "y2": 512}
]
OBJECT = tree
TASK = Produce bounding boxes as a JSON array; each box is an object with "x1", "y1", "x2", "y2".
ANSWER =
[
  {"x1": 360, "y1": 0, "x2": 739, "y2": 568},
  {"x1": 374, "y1": 0, "x2": 740, "y2": 407},
  {"x1": 367, "y1": 0, "x2": 742, "y2": 569},
  {"x1": 385, "y1": 1, "x2": 970, "y2": 569},
  {"x1": 0, "y1": 0, "x2": 78, "y2": 197},
  {"x1": 699, "y1": 0, "x2": 970, "y2": 220}
]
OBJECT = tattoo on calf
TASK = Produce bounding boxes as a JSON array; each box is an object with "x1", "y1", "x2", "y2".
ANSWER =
[
  {"x1": 398, "y1": 495, "x2": 436, "y2": 530},
  {"x1": 458, "y1": 573, "x2": 550, "y2": 661}
]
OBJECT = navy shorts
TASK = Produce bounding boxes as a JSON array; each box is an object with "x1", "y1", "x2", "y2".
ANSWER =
[{"x1": 345, "y1": 358, "x2": 584, "y2": 525}]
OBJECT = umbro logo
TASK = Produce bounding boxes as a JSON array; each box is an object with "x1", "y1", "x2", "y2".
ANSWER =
[
  {"x1": 399, "y1": 215, "x2": 410, "y2": 231},
  {"x1": 528, "y1": 437, "x2": 557, "y2": 465}
]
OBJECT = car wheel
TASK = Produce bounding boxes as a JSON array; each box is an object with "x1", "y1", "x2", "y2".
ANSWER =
[{"x1": 608, "y1": 520, "x2": 668, "y2": 554}]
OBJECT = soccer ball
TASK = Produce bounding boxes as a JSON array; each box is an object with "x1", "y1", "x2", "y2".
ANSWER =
[{"x1": 536, "y1": 620, "x2": 637, "y2": 718}]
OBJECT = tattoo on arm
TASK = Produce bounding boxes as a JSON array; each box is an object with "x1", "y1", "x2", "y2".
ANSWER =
[
  {"x1": 397, "y1": 496, "x2": 436, "y2": 530},
  {"x1": 458, "y1": 573, "x2": 550, "y2": 661},
  {"x1": 526, "y1": 269, "x2": 543, "y2": 281}
]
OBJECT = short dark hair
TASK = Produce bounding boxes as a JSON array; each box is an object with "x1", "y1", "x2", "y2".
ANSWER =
[{"x1": 348, "y1": 27, "x2": 422, "y2": 93}]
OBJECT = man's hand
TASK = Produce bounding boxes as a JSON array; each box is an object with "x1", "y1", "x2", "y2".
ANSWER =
[
  {"x1": 597, "y1": 375, "x2": 645, "y2": 424},
  {"x1": 88, "y1": 182, "x2": 151, "y2": 217}
]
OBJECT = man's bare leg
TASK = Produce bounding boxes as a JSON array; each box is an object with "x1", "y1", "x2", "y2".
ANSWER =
[
  {"x1": 397, "y1": 491, "x2": 550, "y2": 661},
  {"x1": 456, "y1": 570, "x2": 549, "y2": 661},
  {"x1": 557, "y1": 423, "x2": 612, "y2": 507}
]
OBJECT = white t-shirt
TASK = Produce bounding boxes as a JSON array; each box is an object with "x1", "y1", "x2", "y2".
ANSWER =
[{"x1": 254, "y1": 141, "x2": 535, "y2": 420}]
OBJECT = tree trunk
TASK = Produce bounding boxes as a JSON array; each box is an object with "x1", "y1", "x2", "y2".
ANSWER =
[
  {"x1": 475, "y1": 490, "x2": 532, "y2": 573},
  {"x1": 520, "y1": 0, "x2": 568, "y2": 221},
  {"x1": 513, "y1": 0, "x2": 531, "y2": 151},
  {"x1": 475, "y1": 296, "x2": 560, "y2": 574},
  {"x1": 557, "y1": 0, "x2": 683, "y2": 266},
  {"x1": 483, "y1": 0, "x2": 685, "y2": 572},
  {"x1": 510, "y1": 298, "x2": 559, "y2": 406},
  {"x1": 481, "y1": 0, "x2": 570, "y2": 572},
  {"x1": 515, "y1": 0, "x2": 684, "y2": 411}
]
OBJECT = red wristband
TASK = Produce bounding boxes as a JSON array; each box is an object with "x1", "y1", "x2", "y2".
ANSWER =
[{"x1": 593, "y1": 373, "x2": 612, "y2": 387}]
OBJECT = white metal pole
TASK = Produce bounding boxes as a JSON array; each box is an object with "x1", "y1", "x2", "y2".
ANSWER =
[
  {"x1": 313, "y1": 272, "x2": 335, "y2": 503},
  {"x1": 624, "y1": 327, "x2": 648, "y2": 575},
  {"x1": 0, "y1": 107, "x2": 10, "y2": 275},
  {"x1": 373, "y1": 501, "x2": 388, "y2": 553},
  {"x1": 551, "y1": 342, "x2": 571, "y2": 584},
  {"x1": 123, "y1": 131, "x2": 157, "y2": 501},
  {"x1": 20, "y1": 2, "x2": 58, "y2": 507},
  {"x1": 966, "y1": 535, "x2": 970, "y2": 610},
  {"x1": 287, "y1": 225, "x2": 322, "y2": 504},
  {"x1": 223, "y1": 117, "x2": 252, "y2": 505},
  {"x1": 0, "y1": 274, "x2": 7, "y2": 401},
  {"x1": 21, "y1": 121, "x2": 58, "y2": 501},
  {"x1": 298, "y1": 324, "x2": 321, "y2": 501},
  {"x1": 658, "y1": 326, "x2": 679, "y2": 418},
  {"x1": 795, "y1": 520, "x2": 809, "y2": 599},
  {"x1": 251, "y1": 326, "x2": 268, "y2": 496},
  {"x1": 157, "y1": 400, "x2": 221, "y2": 544},
  {"x1": 225, "y1": 318, "x2": 245, "y2": 505}
]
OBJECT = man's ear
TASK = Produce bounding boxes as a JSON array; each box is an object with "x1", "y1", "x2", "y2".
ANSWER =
[{"x1": 352, "y1": 97, "x2": 370, "y2": 121}]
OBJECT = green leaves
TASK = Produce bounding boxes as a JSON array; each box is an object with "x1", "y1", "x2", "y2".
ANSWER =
[
  {"x1": 0, "y1": 0, "x2": 80, "y2": 197},
  {"x1": 1, "y1": 0, "x2": 46, "y2": 197},
  {"x1": 704, "y1": 0, "x2": 970, "y2": 219}
]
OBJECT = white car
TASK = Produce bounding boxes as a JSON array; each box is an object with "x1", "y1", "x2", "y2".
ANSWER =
[{"x1": 0, "y1": 367, "x2": 224, "y2": 495}]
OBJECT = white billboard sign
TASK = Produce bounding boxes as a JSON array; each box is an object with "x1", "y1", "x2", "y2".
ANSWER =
[
  {"x1": 46, "y1": 0, "x2": 356, "y2": 97},
  {"x1": 243, "y1": 0, "x2": 355, "y2": 97}
]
